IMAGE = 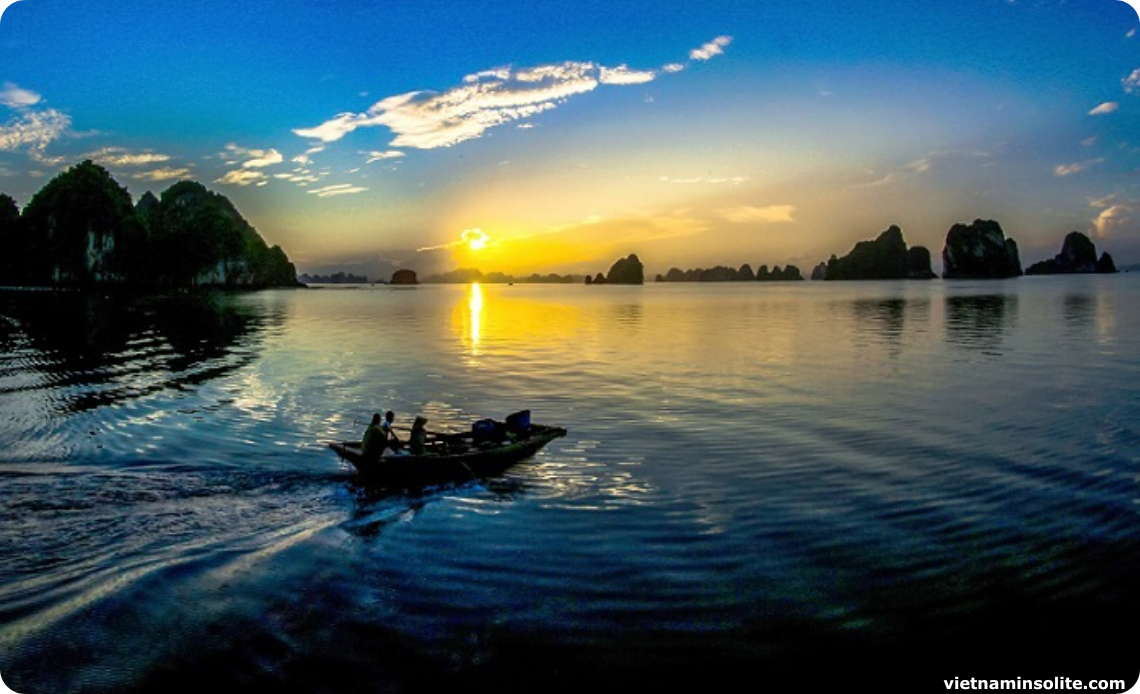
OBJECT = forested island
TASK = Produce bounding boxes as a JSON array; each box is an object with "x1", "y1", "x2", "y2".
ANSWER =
[{"x1": 0, "y1": 161, "x2": 298, "y2": 289}]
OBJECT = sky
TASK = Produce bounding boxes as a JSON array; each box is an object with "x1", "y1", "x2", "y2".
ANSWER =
[{"x1": 1, "y1": 0, "x2": 1138, "y2": 278}]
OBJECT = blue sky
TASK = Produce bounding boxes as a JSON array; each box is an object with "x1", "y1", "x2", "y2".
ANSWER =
[{"x1": 1, "y1": 0, "x2": 1138, "y2": 277}]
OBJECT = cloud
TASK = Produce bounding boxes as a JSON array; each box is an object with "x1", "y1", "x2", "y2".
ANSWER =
[
  {"x1": 364, "y1": 150, "x2": 405, "y2": 163},
  {"x1": 690, "y1": 36, "x2": 733, "y2": 61},
  {"x1": 1124, "y1": 68, "x2": 1140, "y2": 94},
  {"x1": 223, "y1": 143, "x2": 283, "y2": 168},
  {"x1": 718, "y1": 204, "x2": 796, "y2": 224},
  {"x1": 131, "y1": 167, "x2": 191, "y2": 182},
  {"x1": 296, "y1": 63, "x2": 602, "y2": 150},
  {"x1": 86, "y1": 146, "x2": 172, "y2": 167},
  {"x1": 0, "y1": 83, "x2": 70, "y2": 162},
  {"x1": 215, "y1": 169, "x2": 268, "y2": 186},
  {"x1": 215, "y1": 144, "x2": 285, "y2": 186},
  {"x1": 307, "y1": 183, "x2": 367, "y2": 197},
  {"x1": 661, "y1": 175, "x2": 747, "y2": 186},
  {"x1": 1088, "y1": 102, "x2": 1119, "y2": 116},
  {"x1": 599, "y1": 65, "x2": 657, "y2": 85},
  {"x1": 1054, "y1": 159, "x2": 1104, "y2": 176},
  {"x1": 1093, "y1": 204, "x2": 1130, "y2": 238},
  {"x1": 0, "y1": 82, "x2": 41, "y2": 108},
  {"x1": 295, "y1": 37, "x2": 731, "y2": 152},
  {"x1": 0, "y1": 107, "x2": 71, "y2": 158}
]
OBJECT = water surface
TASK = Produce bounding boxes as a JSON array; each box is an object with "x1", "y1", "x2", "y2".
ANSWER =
[{"x1": 1, "y1": 278, "x2": 1137, "y2": 691}]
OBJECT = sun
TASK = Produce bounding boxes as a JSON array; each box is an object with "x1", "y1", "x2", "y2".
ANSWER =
[{"x1": 461, "y1": 228, "x2": 490, "y2": 252}]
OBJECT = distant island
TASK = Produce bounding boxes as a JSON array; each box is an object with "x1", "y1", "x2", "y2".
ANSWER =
[
  {"x1": 298, "y1": 271, "x2": 369, "y2": 284},
  {"x1": 655, "y1": 264, "x2": 804, "y2": 282},
  {"x1": 398, "y1": 221, "x2": 1121, "y2": 288},
  {"x1": 1025, "y1": 231, "x2": 1117, "y2": 275},
  {"x1": 586, "y1": 254, "x2": 644, "y2": 285},
  {"x1": 0, "y1": 160, "x2": 298, "y2": 289},
  {"x1": 422, "y1": 268, "x2": 583, "y2": 284}
]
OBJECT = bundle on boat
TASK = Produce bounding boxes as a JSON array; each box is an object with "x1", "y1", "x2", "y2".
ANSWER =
[{"x1": 328, "y1": 410, "x2": 567, "y2": 486}]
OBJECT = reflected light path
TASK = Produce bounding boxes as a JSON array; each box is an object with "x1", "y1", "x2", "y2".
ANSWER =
[{"x1": 468, "y1": 282, "x2": 483, "y2": 356}]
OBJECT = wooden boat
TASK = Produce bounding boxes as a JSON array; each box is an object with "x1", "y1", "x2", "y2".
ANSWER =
[{"x1": 328, "y1": 412, "x2": 566, "y2": 486}]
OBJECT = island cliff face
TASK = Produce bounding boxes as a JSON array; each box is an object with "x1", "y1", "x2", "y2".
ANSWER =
[
  {"x1": 820, "y1": 225, "x2": 936, "y2": 280},
  {"x1": 1025, "y1": 231, "x2": 1117, "y2": 275},
  {"x1": 0, "y1": 160, "x2": 298, "y2": 289},
  {"x1": 942, "y1": 219, "x2": 1022, "y2": 279}
]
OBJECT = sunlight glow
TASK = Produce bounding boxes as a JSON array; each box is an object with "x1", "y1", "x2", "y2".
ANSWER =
[{"x1": 463, "y1": 228, "x2": 489, "y2": 252}]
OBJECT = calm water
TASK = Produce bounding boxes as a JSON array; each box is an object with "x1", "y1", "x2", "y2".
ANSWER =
[{"x1": 1, "y1": 278, "x2": 1138, "y2": 692}]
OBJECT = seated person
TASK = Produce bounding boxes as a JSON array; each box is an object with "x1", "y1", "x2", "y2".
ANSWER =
[
  {"x1": 382, "y1": 410, "x2": 401, "y2": 451},
  {"x1": 409, "y1": 416, "x2": 428, "y2": 455},
  {"x1": 361, "y1": 413, "x2": 386, "y2": 458}
]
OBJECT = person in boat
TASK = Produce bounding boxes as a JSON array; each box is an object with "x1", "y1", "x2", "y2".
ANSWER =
[
  {"x1": 382, "y1": 410, "x2": 401, "y2": 451},
  {"x1": 361, "y1": 413, "x2": 386, "y2": 459},
  {"x1": 409, "y1": 416, "x2": 428, "y2": 455}
]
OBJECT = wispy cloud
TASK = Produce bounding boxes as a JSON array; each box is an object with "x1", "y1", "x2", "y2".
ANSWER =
[
  {"x1": 86, "y1": 146, "x2": 171, "y2": 168},
  {"x1": 1088, "y1": 102, "x2": 1119, "y2": 116},
  {"x1": 0, "y1": 82, "x2": 41, "y2": 108},
  {"x1": 1123, "y1": 68, "x2": 1140, "y2": 94},
  {"x1": 364, "y1": 150, "x2": 405, "y2": 163},
  {"x1": 131, "y1": 167, "x2": 191, "y2": 182},
  {"x1": 1093, "y1": 204, "x2": 1129, "y2": 238},
  {"x1": 215, "y1": 144, "x2": 286, "y2": 186},
  {"x1": 660, "y1": 175, "x2": 747, "y2": 186},
  {"x1": 307, "y1": 183, "x2": 368, "y2": 197},
  {"x1": 599, "y1": 65, "x2": 657, "y2": 85},
  {"x1": 216, "y1": 169, "x2": 268, "y2": 187},
  {"x1": 223, "y1": 143, "x2": 283, "y2": 168},
  {"x1": 718, "y1": 205, "x2": 796, "y2": 224},
  {"x1": 294, "y1": 37, "x2": 731, "y2": 152},
  {"x1": 856, "y1": 149, "x2": 991, "y2": 188},
  {"x1": 1054, "y1": 158, "x2": 1104, "y2": 177},
  {"x1": 690, "y1": 36, "x2": 733, "y2": 61}
]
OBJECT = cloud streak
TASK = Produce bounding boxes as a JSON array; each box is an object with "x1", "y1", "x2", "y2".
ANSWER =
[
  {"x1": 718, "y1": 205, "x2": 796, "y2": 224},
  {"x1": 294, "y1": 37, "x2": 732, "y2": 152}
]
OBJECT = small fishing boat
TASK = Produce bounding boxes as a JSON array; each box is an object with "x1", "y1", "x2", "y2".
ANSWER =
[{"x1": 328, "y1": 410, "x2": 567, "y2": 486}]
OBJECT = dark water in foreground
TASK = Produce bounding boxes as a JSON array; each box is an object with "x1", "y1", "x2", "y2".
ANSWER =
[{"x1": 1, "y1": 278, "x2": 1138, "y2": 693}]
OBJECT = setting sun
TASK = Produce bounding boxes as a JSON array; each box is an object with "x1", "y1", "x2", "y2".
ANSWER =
[{"x1": 462, "y1": 228, "x2": 489, "y2": 252}]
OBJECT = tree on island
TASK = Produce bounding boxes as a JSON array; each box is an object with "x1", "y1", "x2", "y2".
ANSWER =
[
  {"x1": 19, "y1": 160, "x2": 148, "y2": 285},
  {"x1": 0, "y1": 160, "x2": 299, "y2": 289}
]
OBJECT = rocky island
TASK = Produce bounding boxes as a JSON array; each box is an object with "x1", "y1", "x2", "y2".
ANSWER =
[
  {"x1": 1025, "y1": 231, "x2": 1117, "y2": 275},
  {"x1": 0, "y1": 160, "x2": 298, "y2": 289},
  {"x1": 816, "y1": 225, "x2": 937, "y2": 281},
  {"x1": 587, "y1": 254, "x2": 645, "y2": 285},
  {"x1": 941, "y1": 219, "x2": 1022, "y2": 279}
]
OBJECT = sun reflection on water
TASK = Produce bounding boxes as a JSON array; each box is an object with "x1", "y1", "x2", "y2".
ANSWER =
[{"x1": 466, "y1": 282, "x2": 483, "y2": 356}]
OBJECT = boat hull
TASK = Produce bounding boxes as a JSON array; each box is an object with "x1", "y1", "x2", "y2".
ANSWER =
[{"x1": 329, "y1": 423, "x2": 567, "y2": 486}]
